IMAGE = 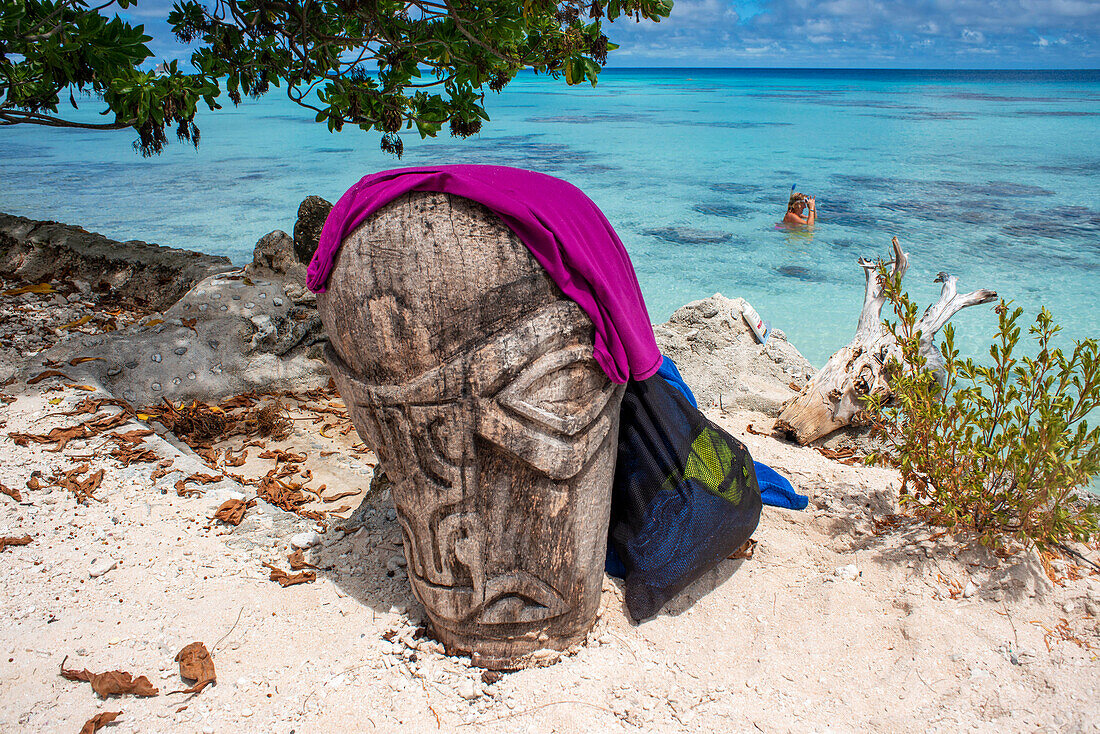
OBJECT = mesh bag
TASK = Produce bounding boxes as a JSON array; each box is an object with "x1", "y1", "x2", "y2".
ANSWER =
[{"x1": 610, "y1": 374, "x2": 762, "y2": 620}]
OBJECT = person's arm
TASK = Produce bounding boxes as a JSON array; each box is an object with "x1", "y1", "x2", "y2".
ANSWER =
[
  {"x1": 806, "y1": 196, "x2": 816, "y2": 226},
  {"x1": 784, "y1": 211, "x2": 806, "y2": 225}
]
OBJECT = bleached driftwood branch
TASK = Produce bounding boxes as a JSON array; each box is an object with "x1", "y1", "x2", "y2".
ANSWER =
[{"x1": 775, "y1": 237, "x2": 997, "y2": 445}]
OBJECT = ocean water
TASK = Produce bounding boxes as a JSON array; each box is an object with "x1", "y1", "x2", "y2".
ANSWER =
[{"x1": 1, "y1": 68, "x2": 1098, "y2": 367}]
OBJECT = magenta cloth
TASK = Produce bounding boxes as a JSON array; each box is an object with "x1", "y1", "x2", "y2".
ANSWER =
[{"x1": 307, "y1": 165, "x2": 661, "y2": 384}]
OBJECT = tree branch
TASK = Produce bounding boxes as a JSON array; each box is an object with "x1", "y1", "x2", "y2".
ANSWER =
[{"x1": 0, "y1": 109, "x2": 132, "y2": 129}]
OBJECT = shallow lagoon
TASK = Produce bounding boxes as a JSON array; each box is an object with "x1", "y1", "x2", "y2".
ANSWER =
[{"x1": 1, "y1": 68, "x2": 1098, "y2": 366}]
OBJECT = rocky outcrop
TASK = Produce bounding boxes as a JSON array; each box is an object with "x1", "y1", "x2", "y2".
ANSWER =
[
  {"x1": 10, "y1": 222, "x2": 331, "y2": 406},
  {"x1": 40, "y1": 269, "x2": 330, "y2": 406},
  {"x1": 292, "y1": 195, "x2": 333, "y2": 265},
  {"x1": 654, "y1": 294, "x2": 815, "y2": 416},
  {"x1": 0, "y1": 213, "x2": 233, "y2": 311}
]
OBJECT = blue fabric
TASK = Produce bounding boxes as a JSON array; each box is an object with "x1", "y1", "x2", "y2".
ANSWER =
[
  {"x1": 753, "y1": 461, "x2": 809, "y2": 510},
  {"x1": 657, "y1": 354, "x2": 808, "y2": 512},
  {"x1": 656, "y1": 355, "x2": 697, "y2": 408}
]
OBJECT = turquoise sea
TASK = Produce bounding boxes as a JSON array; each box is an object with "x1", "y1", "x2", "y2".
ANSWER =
[{"x1": 1, "y1": 68, "x2": 1098, "y2": 366}]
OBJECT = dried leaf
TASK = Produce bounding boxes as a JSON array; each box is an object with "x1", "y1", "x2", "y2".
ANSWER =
[
  {"x1": 0, "y1": 481, "x2": 21, "y2": 502},
  {"x1": 61, "y1": 661, "x2": 159, "y2": 698},
  {"x1": 69, "y1": 357, "x2": 104, "y2": 366},
  {"x1": 259, "y1": 449, "x2": 306, "y2": 464},
  {"x1": 0, "y1": 535, "x2": 32, "y2": 552},
  {"x1": 728, "y1": 538, "x2": 758, "y2": 560},
  {"x1": 149, "y1": 461, "x2": 176, "y2": 481},
  {"x1": 181, "y1": 318, "x2": 197, "y2": 331},
  {"x1": 68, "y1": 385, "x2": 98, "y2": 391},
  {"x1": 26, "y1": 474, "x2": 41, "y2": 490},
  {"x1": 213, "y1": 498, "x2": 255, "y2": 526},
  {"x1": 111, "y1": 429, "x2": 153, "y2": 445},
  {"x1": 223, "y1": 448, "x2": 247, "y2": 467},
  {"x1": 287, "y1": 549, "x2": 318, "y2": 570},
  {"x1": 57, "y1": 467, "x2": 104, "y2": 504},
  {"x1": 321, "y1": 489, "x2": 358, "y2": 503},
  {"x1": 144, "y1": 319, "x2": 164, "y2": 327},
  {"x1": 28, "y1": 370, "x2": 73, "y2": 384},
  {"x1": 263, "y1": 562, "x2": 316, "y2": 587},
  {"x1": 2, "y1": 282, "x2": 54, "y2": 296},
  {"x1": 173, "y1": 642, "x2": 216, "y2": 694},
  {"x1": 79, "y1": 710, "x2": 121, "y2": 734},
  {"x1": 110, "y1": 445, "x2": 158, "y2": 466},
  {"x1": 61, "y1": 315, "x2": 93, "y2": 330}
]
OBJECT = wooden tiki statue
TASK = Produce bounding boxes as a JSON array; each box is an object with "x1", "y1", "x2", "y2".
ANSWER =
[{"x1": 316, "y1": 191, "x2": 625, "y2": 668}]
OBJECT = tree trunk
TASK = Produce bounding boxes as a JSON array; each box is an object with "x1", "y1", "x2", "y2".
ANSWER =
[{"x1": 775, "y1": 237, "x2": 996, "y2": 445}]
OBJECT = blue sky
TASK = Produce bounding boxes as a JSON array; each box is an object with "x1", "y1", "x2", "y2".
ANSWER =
[{"x1": 125, "y1": 0, "x2": 1099, "y2": 69}]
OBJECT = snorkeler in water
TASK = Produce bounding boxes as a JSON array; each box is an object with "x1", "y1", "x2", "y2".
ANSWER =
[{"x1": 782, "y1": 191, "x2": 816, "y2": 226}]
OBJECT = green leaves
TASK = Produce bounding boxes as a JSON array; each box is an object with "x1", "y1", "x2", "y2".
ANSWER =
[
  {"x1": 866, "y1": 277, "x2": 1100, "y2": 551},
  {"x1": 1, "y1": 0, "x2": 219, "y2": 154},
  {"x1": 2, "y1": 0, "x2": 672, "y2": 154}
]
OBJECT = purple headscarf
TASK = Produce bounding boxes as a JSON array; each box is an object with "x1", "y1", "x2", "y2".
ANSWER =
[{"x1": 307, "y1": 165, "x2": 661, "y2": 384}]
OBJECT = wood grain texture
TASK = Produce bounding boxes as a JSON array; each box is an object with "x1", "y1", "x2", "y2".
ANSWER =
[{"x1": 317, "y1": 191, "x2": 624, "y2": 668}]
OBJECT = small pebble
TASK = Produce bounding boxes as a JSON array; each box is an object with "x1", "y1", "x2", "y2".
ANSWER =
[
  {"x1": 833, "y1": 564, "x2": 860, "y2": 581},
  {"x1": 457, "y1": 678, "x2": 481, "y2": 700},
  {"x1": 290, "y1": 531, "x2": 322, "y2": 549},
  {"x1": 89, "y1": 558, "x2": 118, "y2": 578}
]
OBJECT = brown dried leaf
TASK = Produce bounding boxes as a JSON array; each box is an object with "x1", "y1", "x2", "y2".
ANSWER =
[
  {"x1": 27, "y1": 369, "x2": 72, "y2": 384},
  {"x1": 109, "y1": 445, "x2": 158, "y2": 466},
  {"x1": 69, "y1": 356, "x2": 104, "y2": 366},
  {"x1": 61, "y1": 662, "x2": 159, "y2": 698},
  {"x1": 0, "y1": 481, "x2": 21, "y2": 502},
  {"x1": 287, "y1": 549, "x2": 318, "y2": 571},
  {"x1": 0, "y1": 535, "x2": 32, "y2": 552},
  {"x1": 213, "y1": 498, "x2": 255, "y2": 526},
  {"x1": 149, "y1": 464, "x2": 176, "y2": 481},
  {"x1": 258, "y1": 449, "x2": 306, "y2": 464},
  {"x1": 173, "y1": 642, "x2": 216, "y2": 694},
  {"x1": 263, "y1": 562, "x2": 316, "y2": 587},
  {"x1": 222, "y1": 448, "x2": 247, "y2": 467},
  {"x1": 187, "y1": 473, "x2": 223, "y2": 484},
  {"x1": 321, "y1": 489, "x2": 358, "y2": 503},
  {"x1": 3, "y1": 282, "x2": 54, "y2": 295},
  {"x1": 728, "y1": 538, "x2": 758, "y2": 560},
  {"x1": 79, "y1": 710, "x2": 121, "y2": 734},
  {"x1": 26, "y1": 474, "x2": 41, "y2": 491},
  {"x1": 61, "y1": 315, "x2": 93, "y2": 330},
  {"x1": 111, "y1": 429, "x2": 153, "y2": 445},
  {"x1": 218, "y1": 394, "x2": 257, "y2": 410}
]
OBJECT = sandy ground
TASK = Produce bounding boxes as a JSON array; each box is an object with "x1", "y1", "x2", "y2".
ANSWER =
[
  {"x1": 2, "y1": 275, "x2": 1099, "y2": 733},
  {"x1": 2, "y1": 369, "x2": 1099, "y2": 734}
]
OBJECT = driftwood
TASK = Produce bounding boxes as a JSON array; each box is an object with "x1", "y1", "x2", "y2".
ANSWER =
[
  {"x1": 316, "y1": 191, "x2": 624, "y2": 669},
  {"x1": 775, "y1": 237, "x2": 996, "y2": 445}
]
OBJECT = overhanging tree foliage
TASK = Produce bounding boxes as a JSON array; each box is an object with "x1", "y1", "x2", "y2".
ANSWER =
[{"x1": 0, "y1": 0, "x2": 672, "y2": 156}]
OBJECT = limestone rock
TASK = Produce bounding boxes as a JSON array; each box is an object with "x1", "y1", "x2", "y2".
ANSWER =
[
  {"x1": 35, "y1": 269, "x2": 329, "y2": 406},
  {"x1": 246, "y1": 230, "x2": 307, "y2": 287},
  {"x1": 293, "y1": 196, "x2": 333, "y2": 265},
  {"x1": 653, "y1": 294, "x2": 815, "y2": 416},
  {"x1": 0, "y1": 212, "x2": 232, "y2": 311}
]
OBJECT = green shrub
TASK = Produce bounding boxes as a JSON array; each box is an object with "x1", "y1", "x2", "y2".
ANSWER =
[{"x1": 865, "y1": 267, "x2": 1100, "y2": 550}]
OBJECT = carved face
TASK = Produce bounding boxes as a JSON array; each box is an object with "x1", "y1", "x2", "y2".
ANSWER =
[{"x1": 316, "y1": 192, "x2": 624, "y2": 665}]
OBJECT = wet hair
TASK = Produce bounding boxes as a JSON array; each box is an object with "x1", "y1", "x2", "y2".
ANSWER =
[{"x1": 787, "y1": 192, "x2": 809, "y2": 213}]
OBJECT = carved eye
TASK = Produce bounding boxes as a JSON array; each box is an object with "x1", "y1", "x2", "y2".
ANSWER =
[
  {"x1": 476, "y1": 344, "x2": 624, "y2": 479},
  {"x1": 497, "y1": 345, "x2": 615, "y2": 436}
]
